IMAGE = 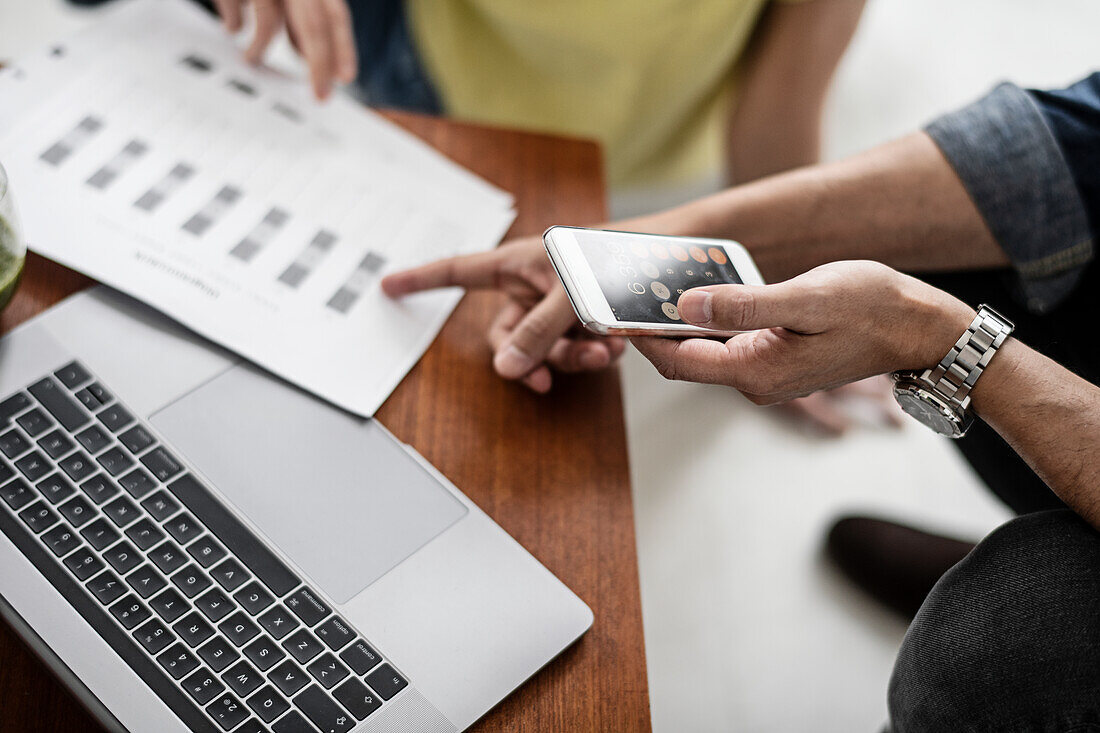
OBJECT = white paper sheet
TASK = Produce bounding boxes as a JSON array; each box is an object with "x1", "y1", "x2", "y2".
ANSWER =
[{"x1": 0, "y1": 0, "x2": 516, "y2": 416}]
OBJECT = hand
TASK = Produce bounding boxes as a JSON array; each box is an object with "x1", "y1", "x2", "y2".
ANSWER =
[
  {"x1": 381, "y1": 236, "x2": 626, "y2": 393},
  {"x1": 631, "y1": 261, "x2": 975, "y2": 404},
  {"x1": 212, "y1": 0, "x2": 357, "y2": 100}
]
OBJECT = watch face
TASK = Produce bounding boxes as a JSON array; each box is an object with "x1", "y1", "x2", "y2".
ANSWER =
[{"x1": 894, "y1": 385, "x2": 961, "y2": 437}]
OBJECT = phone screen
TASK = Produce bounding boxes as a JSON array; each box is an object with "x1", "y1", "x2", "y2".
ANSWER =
[{"x1": 579, "y1": 234, "x2": 743, "y2": 323}]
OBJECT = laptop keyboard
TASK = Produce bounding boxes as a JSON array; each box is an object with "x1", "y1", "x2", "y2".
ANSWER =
[{"x1": 0, "y1": 361, "x2": 408, "y2": 732}]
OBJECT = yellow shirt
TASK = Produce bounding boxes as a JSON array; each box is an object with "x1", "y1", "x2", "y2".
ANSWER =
[{"x1": 407, "y1": 0, "x2": 789, "y2": 188}]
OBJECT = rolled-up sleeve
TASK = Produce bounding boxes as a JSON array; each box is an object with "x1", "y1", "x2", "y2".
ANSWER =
[{"x1": 924, "y1": 81, "x2": 1095, "y2": 313}]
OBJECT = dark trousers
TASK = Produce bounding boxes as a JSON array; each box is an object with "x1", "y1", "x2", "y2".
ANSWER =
[{"x1": 887, "y1": 264, "x2": 1100, "y2": 731}]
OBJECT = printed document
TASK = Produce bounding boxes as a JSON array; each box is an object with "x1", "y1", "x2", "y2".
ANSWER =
[{"x1": 0, "y1": 0, "x2": 516, "y2": 416}]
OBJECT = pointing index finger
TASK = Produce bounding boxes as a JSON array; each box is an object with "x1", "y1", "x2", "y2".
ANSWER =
[{"x1": 381, "y1": 249, "x2": 508, "y2": 296}]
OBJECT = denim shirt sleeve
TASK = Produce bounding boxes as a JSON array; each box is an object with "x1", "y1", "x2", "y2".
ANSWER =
[{"x1": 924, "y1": 82, "x2": 1095, "y2": 313}]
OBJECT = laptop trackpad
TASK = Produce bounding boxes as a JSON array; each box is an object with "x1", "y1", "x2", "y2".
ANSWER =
[{"x1": 149, "y1": 365, "x2": 467, "y2": 604}]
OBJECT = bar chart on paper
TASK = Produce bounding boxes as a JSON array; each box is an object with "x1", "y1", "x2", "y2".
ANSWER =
[{"x1": 0, "y1": 0, "x2": 516, "y2": 416}]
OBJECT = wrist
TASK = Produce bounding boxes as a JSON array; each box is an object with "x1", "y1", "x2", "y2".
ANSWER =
[{"x1": 893, "y1": 279, "x2": 977, "y2": 371}]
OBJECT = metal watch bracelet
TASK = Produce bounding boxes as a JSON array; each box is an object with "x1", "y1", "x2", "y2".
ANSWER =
[{"x1": 918, "y1": 304, "x2": 1015, "y2": 412}]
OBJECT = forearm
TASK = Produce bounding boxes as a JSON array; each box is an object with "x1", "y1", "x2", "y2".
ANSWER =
[
  {"x1": 638, "y1": 132, "x2": 1010, "y2": 282},
  {"x1": 967, "y1": 340, "x2": 1100, "y2": 529},
  {"x1": 726, "y1": 0, "x2": 865, "y2": 184}
]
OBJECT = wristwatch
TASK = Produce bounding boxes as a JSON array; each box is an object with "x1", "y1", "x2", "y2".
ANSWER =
[{"x1": 892, "y1": 304, "x2": 1014, "y2": 438}]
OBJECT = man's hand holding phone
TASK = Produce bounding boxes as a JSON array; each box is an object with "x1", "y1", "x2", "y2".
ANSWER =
[
  {"x1": 631, "y1": 261, "x2": 975, "y2": 405},
  {"x1": 381, "y1": 237, "x2": 626, "y2": 393}
]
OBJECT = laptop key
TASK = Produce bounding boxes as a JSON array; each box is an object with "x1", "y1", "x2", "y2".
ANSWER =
[
  {"x1": 17, "y1": 450, "x2": 52, "y2": 481},
  {"x1": 79, "y1": 474, "x2": 118, "y2": 505},
  {"x1": 172, "y1": 564, "x2": 212, "y2": 598},
  {"x1": 165, "y1": 512, "x2": 202, "y2": 544},
  {"x1": 58, "y1": 494, "x2": 95, "y2": 528},
  {"x1": 243, "y1": 635, "x2": 286, "y2": 671},
  {"x1": 188, "y1": 534, "x2": 227, "y2": 568},
  {"x1": 119, "y1": 468, "x2": 156, "y2": 499},
  {"x1": 96, "y1": 446, "x2": 134, "y2": 477},
  {"x1": 74, "y1": 425, "x2": 111, "y2": 454},
  {"x1": 141, "y1": 490, "x2": 181, "y2": 522},
  {"x1": 141, "y1": 446, "x2": 183, "y2": 482},
  {"x1": 134, "y1": 617, "x2": 175, "y2": 655},
  {"x1": 96, "y1": 404, "x2": 134, "y2": 433},
  {"x1": 80, "y1": 517, "x2": 120, "y2": 551},
  {"x1": 19, "y1": 500, "x2": 60, "y2": 534},
  {"x1": 127, "y1": 563, "x2": 168, "y2": 599},
  {"x1": 84, "y1": 382, "x2": 112, "y2": 406},
  {"x1": 365, "y1": 664, "x2": 407, "y2": 700},
  {"x1": 292, "y1": 685, "x2": 356, "y2": 733},
  {"x1": 338, "y1": 639, "x2": 381, "y2": 676},
  {"x1": 28, "y1": 377, "x2": 89, "y2": 432},
  {"x1": 87, "y1": 570, "x2": 126, "y2": 605},
  {"x1": 284, "y1": 587, "x2": 330, "y2": 627},
  {"x1": 74, "y1": 387, "x2": 104, "y2": 411},
  {"x1": 37, "y1": 429, "x2": 74, "y2": 459},
  {"x1": 198, "y1": 635, "x2": 241, "y2": 672},
  {"x1": 220, "y1": 611, "x2": 261, "y2": 647},
  {"x1": 119, "y1": 425, "x2": 155, "y2": 454},
  {"x1": 149, "y1": 587, "x2": 189, "y2": 623},
  {"x1": 247, "y1": 684, "x2": 290, "y2": 724},
  {"x1": 0, "y1": 429, "x2": 30, "y2": 459},
  {"x1": 37, "y1": 473, "x2": 76, "y2": 504},
  {"x1": 16, "y1": 408, "x2": 52, "y2": 437},
  {"x1": 41, "y1": 524, "x2": 81, "y2": 557},
  {"x1": 234, "y1": 719, "x2": 267, "y2": 733},
  {"x1": 208, "y1": 692, "x2": 250, "y2": 731},
  {"x1": 169, "y1": 474, "x2": 299, "y2": 596},
  {"x1": 271, "y1": 710, "x2": 315, "y2": 733},
  {"x1": 333, "y1": 677, "x2": 382, "y2": 721},
  {"x1": 210, "y1": 557, "x2": 249, "y2": 592},
  {"x1": 306, "y1": 652, "x2": 349, "y2": 690},
  {"x1": 0, "y1": 392, "x2": 31, "y2": 423},
  {"x1": 282, "y1": 629, "x2": 324, "y2": 664},
  {"x1": 234, "y1": 581, "x2": 274, "y2": 616},
  {"x1": 64, "y1": 547, "x2": 105, "y2": 581},
  {"x1": 150, "y1": 540, "x2": 187, "y2": 574},
  {"x1": 54, "y1": 361, "x2": 91, "y2": 389},
  {"x1": 125, "y1": 517, "x2": 165, "y2": 550},
  {"x1": 269, "y1": 659, "x2": 309, "y2": 697},
  {"x1": 103, "y1": 495, "x2": 139, "y2": 527},
  {"x1": 109, "y1": 594, "x2": 151, "y2": 629},
  {"x1": 314, "y1": 616, "x2": 354, "y2": 651},
  {"x1": 0, "y1": 458, "x2": 13, "y2": 485},
  {"x1": 0, "y1": 478, "x2": 34, "y2": 510},
  {"x1": 158, "y1": 642, "x2": 200, "y2": 680},
  {"x1": 195, "y1": 587, "x2": 234, "y2": 622},
  {"x1": 223, "y1": 660, "x2": 264, "y2": 697},
  {"x1": 103, "y1": 539, "x2": 142, "y2": 574},
  {"x1": 57, "y1": 450, "x2": 94, "y2": 482},
  {"x1": 174, "y1": 611, "x2": 215, "y2": 647},
  {"x1": 182, "y1": 666, "x2": 225, "y2": 705},
  {"x1": 259, "y1": 604, "x2": 300, "y2": 640}
]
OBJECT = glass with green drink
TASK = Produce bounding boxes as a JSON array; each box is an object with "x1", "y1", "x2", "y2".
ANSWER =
[{"x1": 0, "y1": 162, "x2": 26, "y2": 311}]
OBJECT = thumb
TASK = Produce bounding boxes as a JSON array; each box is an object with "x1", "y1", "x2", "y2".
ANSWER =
[
  {"x1": 493, "y1": 289, "x2": 577, "y2": 379},
  {"x1": 677, "y1": 280, "x2": 825, "y2": 333}
]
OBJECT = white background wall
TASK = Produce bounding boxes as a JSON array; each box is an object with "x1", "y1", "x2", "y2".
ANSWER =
[{"x1": 2, "y1": 2, "x2": 1099, "y2": 731}]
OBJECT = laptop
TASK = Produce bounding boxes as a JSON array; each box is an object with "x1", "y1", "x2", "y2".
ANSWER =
[{"x1": 0, "y1": 285, "x2": 592, "y2": 733}]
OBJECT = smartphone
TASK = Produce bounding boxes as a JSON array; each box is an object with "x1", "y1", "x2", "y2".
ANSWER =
[{"x1": 543, "y1": 225, "x2": 765, "y2": 337}]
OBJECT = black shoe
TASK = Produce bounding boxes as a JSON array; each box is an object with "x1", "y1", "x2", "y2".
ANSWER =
[{"x1": 826, "y1": 515, "x2": 976, "y2": 619}]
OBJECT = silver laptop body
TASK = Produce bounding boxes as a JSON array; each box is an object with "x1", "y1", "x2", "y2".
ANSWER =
[{"x1": 0, "y1": 285, "x2": 592, "y2": 733}]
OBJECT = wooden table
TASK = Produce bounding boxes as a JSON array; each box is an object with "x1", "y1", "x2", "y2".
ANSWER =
[{"x1": 0, "y1": 112, "x2": 652, "y2": 731}]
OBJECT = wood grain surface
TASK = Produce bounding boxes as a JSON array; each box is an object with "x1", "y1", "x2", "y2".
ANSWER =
[{"x1": 0, "y1": 111, "x2": 651, "y2": 732}]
